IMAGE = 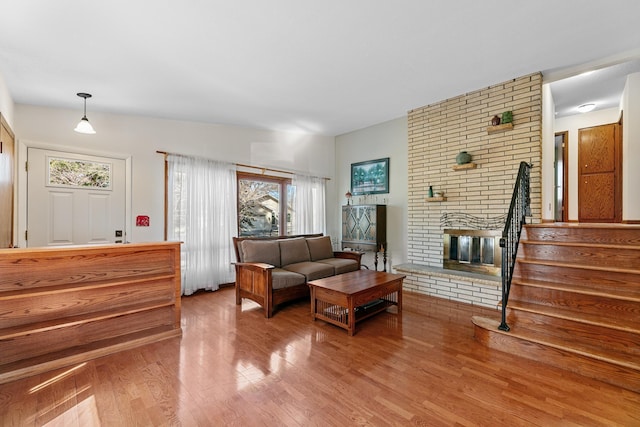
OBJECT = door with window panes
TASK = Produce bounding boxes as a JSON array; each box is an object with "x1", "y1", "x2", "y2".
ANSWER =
[{"x1": 27, "y1": 148, "x2": 126, "y2": 247}]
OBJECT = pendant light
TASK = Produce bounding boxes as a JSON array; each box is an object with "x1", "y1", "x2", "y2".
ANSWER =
[{"x1": 74, "y1": 92, "x2": 96, "y2": 134}]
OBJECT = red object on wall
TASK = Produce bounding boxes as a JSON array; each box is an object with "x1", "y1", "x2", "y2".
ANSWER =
[{"x1": 136, "y1": 215, "x2": 150, "y2": 227}]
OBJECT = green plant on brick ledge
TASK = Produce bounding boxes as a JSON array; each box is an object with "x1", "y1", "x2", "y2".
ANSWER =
[{"x1": 501, "y1": 110, "x2": 513, "y2": 124}]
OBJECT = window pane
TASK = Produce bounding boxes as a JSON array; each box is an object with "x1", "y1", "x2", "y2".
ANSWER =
[
  {"x1": 48, "y1": 157, "x2": 111, "y2": 189},
  {"x1": 238, "y1": 178, "x2": 280, "y2": 236}
]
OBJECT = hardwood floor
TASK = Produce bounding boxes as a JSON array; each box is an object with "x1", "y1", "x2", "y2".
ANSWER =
[{"x1": 1, "y1": 288, "x2": 638, "y2": 426}]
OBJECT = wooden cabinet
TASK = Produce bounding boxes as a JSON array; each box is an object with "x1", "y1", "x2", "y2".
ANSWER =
[
  {"x1": 0, "y1": 242, "x2": 182, "y2": 384},
  {"x1": 0, "y1": 114, "x2": 15, "y2": 248},
  {"x1": 341, "y1": 204, "x2": 387, "y2": 252}
]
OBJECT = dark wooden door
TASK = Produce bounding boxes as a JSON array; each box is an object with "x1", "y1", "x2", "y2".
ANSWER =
[{"x1": 578, "y1": 123, "x2": 621, "y2": 222}]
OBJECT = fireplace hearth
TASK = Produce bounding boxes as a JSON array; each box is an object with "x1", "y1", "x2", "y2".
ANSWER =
[{"x1": 443, "y1": 229, "x2": 502, "y2": 276}]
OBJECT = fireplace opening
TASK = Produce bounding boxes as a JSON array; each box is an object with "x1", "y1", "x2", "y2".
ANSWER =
[{"x1": 443, "y1": 229, "x2": 501, "y2": 276}]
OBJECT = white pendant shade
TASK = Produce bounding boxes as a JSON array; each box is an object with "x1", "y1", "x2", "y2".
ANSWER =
[
  {"x1": 74, "y1": 116, "x2": 96, "y2": 134},
  {"x1": 74, "y1": 92, "x2": 96, "y2": 134}
]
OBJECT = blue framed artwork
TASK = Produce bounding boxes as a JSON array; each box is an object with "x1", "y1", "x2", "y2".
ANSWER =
[{"x1": 351, "y1": 157, "x2": 389, "y2": 195}]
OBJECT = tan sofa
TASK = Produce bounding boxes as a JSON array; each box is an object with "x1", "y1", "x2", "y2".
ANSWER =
[{"x1": 233, "y1": 235, "x2": 363, "y2": 317}]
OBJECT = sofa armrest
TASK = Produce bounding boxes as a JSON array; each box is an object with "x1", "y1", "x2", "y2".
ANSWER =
[
  {"x1": 332, "y1": 251, "x2": 363, "y2": 269},
  {"x1": 234, "y1": 262, "x2": 275, "y2": 317},
  {"x1": 234, "y1": 262, "x2": 276, "y2": 270}
]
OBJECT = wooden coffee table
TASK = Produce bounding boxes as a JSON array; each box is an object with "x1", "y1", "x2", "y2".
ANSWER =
[{"x1": 308, "y1": 269, "x2": 405, "y2": 336}]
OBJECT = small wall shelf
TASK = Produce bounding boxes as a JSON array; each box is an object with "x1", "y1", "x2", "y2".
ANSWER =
[
  {"x1": 452, "y1": 163, "x2": 477, "y2": 171},
  {"x1": 487, "y1": 123, "x2": 513, "y2": 133},
  {"x1": 426, "y1": 196, "x2": 447, "y2": 202}
]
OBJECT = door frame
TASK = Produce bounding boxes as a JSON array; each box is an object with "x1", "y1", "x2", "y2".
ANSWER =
[
  {"x1": 0, "y1": 114, "x2": 15, "y2": 247},
  {"x1": 554, "y1": 131, "x2": 569, "y2": 222},
  {"x1": 17, "y1": 139, "x2": 132, "y2": 248}
]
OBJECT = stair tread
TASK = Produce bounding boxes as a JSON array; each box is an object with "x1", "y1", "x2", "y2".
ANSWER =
[
  {"x1": 516, "y1": 258, "x2": 640, "y2": 275},
  {"x1": 521, "y1": 240, "x2": 640, "y2": 250},
  {"x1": 507, "y1": 309, "x2": 640, "y2": 359},
  {"x1": 472, "y1": 316, "x2": 640, "y2": 372},
  {"x1": 511, "y1": 277, "x2": 640, "y2": 302},
  {"x1": 508, "y1": 300, "x2": 640, "y2": 333},
  {"x1": 525, "y1": 223, "x2": 640, "y2": 230}
]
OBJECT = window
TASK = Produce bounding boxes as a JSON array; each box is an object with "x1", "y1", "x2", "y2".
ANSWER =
[
  {"x1": 237, "y1": 172, "x2": 293, "y2": 237},
  {"x1": 47, "y1": 157, "x2": 112, "y2": 189}
]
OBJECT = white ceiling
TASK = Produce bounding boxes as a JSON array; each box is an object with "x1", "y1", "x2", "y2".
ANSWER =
[
  {"x1": 1, "y1": 1, "x2": 640, "y2": 136},
  {"x1": 549, "y1": 58, "x2": 640, "y2": 118}
]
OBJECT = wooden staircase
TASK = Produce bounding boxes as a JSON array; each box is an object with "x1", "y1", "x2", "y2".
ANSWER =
[{"x1": 473, "y1": 223, "x2": 640, "y2": 393}]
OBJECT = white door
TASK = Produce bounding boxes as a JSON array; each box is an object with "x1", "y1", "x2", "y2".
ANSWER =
[{"x1": 27, "y1": 148, "x2": 126, "y2": 247}]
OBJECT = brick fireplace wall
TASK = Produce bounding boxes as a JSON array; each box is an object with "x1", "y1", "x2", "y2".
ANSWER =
[{"x1": 399, "y1": 73, "x2": 542, "y2": 307}]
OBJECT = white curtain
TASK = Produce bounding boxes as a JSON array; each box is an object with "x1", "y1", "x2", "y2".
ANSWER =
[
  {"x1": 292, "y1": 174, "x2": 326, "y2": 235},
  {"x1": 167, "y1": 154, "x2": 237, "y2": 295}
]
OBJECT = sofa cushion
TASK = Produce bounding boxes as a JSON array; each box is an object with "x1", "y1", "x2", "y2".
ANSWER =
[
  {"x1": 306, "y1": 236, "x2": 334, "y2": 261},
  {"x1": 271, "y1": 268, "x2": 306, "y2": 290},
  {"x1": 316, "y1": 258, "x2": 359, "y2": 275},
  {"x1": 240, "y1": 239, "x2": 281, "y2": 267},
  {"x1": 283, "y1": 261, "x2": 334, "y2": 281},
  {"x1": 279, "y1": 238, "x2": 311, "y2": 265}
]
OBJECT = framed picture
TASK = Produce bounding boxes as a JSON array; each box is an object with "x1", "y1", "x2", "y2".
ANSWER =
[{"x1": 351, "y1": 157, "x2": 389, "y2": 195}]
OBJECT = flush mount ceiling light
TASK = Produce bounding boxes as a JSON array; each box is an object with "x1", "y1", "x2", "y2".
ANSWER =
[
  {"x1": 74, "y1": 92, "x2": 96, "y2": 134},
  {"x1": 577, "y1": 103, "x2": 596, "y2": 113}
]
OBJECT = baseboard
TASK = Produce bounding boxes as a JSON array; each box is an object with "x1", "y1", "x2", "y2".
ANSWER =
[{"x1": 622, "y1": 220, "x2": 640, "y2": 224}]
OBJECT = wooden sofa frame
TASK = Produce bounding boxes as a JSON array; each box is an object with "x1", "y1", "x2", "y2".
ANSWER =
[{"x1": 233, "y1": 234, "x2": 362, "y2": 318}]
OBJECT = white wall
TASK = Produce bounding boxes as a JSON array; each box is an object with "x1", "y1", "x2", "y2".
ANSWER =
[
  {"x1": 554, "y1": 107, "x2": 621, "y2": 221},
  {"x1": 541, "y1": 83, "x2": 556, "y2": 221},
  {"x1": 622, "y1": 72, "x2": 640, "y2": 221},
  {"x1": 14, "y1": 104, "x2": 337, "y2": 247},
  {"x1": 0, "y1": 72, "x2": 14, "y2": 127},
  {"x1": 335, "y1": 116, "x2": 408, "y2": 270}
]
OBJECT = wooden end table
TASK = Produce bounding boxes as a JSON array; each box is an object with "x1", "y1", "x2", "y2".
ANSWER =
[{"x1": 308, "y1": 269, "x2": 405, "y2": 336}]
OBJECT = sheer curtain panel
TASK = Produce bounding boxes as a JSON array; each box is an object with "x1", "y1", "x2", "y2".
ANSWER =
[
  {"x1": 167, "y1": 154, "x2": 237, "y2": 295},
  {"x1": 292, "y1": 174, "x2": 326, "y2": 235}
]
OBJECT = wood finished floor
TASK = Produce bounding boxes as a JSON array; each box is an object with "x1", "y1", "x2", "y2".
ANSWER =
[{"x1": 1, "y1": 288, "x2": 638, "y2": 426}]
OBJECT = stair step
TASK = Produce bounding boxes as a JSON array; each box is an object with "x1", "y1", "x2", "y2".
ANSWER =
[
  {"x1": 516, "y1": 258, "x2": 640, "y2": 275},
  {"x1": 513, "y1": 261, "x2": 640, "y2": 289},
  {"x1": 472, "y1": 316, "x2": 640, "y2": 393},
  {"x1": 519, "y1": 241, "x2": 640, "y2": 269},
  {"x1": 523, "y1": 223, "x2": 640, "y2": 246},
  {"x1": 508, "y1": 300, "x2": 640, "y2": 334},
  {"x1": 506, "y1": 306, "x2": 640, "y2": 359},
  {"x1": 510, "y1": 277, "x2": 640, "y2": 302},
  {"x1": 509, "y1": 280, "x2": 640, "y2": 331}
]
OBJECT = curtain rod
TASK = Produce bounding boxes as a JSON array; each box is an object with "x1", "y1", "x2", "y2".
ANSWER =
[{"x1": 156, "y1": 151, "x2": 330, "y2": 180}]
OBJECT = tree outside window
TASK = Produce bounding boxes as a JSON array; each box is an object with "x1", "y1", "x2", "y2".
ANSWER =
[{"x1": 237, "y1": 173, "x2": 292, "y2": 237}]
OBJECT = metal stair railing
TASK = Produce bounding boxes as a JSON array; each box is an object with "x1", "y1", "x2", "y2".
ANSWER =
[{"x1": 498, "y1": 162, "x2": 532, "y2": 332}]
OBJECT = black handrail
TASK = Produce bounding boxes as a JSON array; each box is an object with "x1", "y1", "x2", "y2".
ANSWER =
[{"x1": 498, "y1": 162, "x2": 532, "y2": 331}]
